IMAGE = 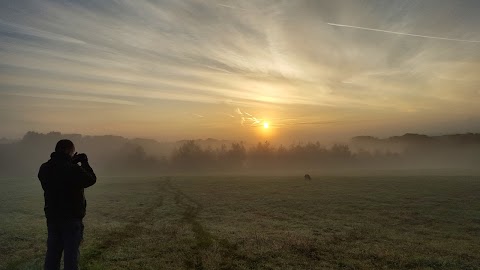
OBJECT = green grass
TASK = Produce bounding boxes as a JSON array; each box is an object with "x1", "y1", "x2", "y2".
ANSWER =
[{"x1": 1, "y1": 175, "x2": 480, "y2": 269}]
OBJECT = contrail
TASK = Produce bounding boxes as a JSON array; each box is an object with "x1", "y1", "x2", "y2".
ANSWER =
[{"x1": 327, "y1": 23, "x2": 480, "y2": 43}]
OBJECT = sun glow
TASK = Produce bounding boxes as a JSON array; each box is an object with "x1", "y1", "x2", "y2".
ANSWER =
[{"x1": 263, "y1": 122, "x2": 269, "y2": 129}]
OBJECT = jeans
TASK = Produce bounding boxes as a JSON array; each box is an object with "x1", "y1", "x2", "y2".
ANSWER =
[{"x1": 44, "y1": 218, "x2": 84, "y2": 270}]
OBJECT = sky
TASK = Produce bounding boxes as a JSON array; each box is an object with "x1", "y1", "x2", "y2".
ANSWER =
[{"x1": 1, "y1": 0, "x2": 479, "y2": 143}]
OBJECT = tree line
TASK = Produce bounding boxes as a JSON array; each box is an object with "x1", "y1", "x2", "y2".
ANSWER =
[{"x1": 1, "y1": 131, "x2": 480, "y2": 177}]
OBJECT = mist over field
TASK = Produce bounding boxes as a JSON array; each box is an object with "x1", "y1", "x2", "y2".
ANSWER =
[{"x1": 1, "y1": 131, "x2": 480, "y2": 177}]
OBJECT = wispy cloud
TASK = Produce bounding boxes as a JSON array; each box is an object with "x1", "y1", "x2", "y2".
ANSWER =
[
  {"x1": 236, "y1": 108, "x2": 262, "y2": 126},
  {"x1": 192, "y1": 113, "x2": 205, "y2": 118},
  {"x1": 0, "y1": 19, "x2": 87, "y2": 44},
  {"x1": 1, "y1": 0, "x2": 479, "y2": 139},
  {"x1": 2, "y1": 92, "x2": 138, "y2": 106}
]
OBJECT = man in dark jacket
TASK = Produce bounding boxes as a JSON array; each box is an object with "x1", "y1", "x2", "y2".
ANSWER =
[{"x1": 38, "y1": 139, "x2": 97, "y2": 270}]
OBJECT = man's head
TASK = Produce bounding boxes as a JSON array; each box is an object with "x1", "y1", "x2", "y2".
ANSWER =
[{"x1": 55, "y1": 139, "x2": 75, "y2": 157}]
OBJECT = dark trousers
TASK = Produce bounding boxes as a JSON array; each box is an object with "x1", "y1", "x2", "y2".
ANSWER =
[{"x1": 44, "y1": 218, "x2": 84, "y2": 270}]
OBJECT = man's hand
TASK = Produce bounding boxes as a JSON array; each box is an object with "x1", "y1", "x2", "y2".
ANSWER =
[{"x1": 72, "y1": 153, "x2": 88, "y2": 164}]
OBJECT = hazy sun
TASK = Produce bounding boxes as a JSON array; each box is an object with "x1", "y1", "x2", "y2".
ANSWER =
[{"x1": 263, "y1": 122, "x2": 269, "y2": 129}]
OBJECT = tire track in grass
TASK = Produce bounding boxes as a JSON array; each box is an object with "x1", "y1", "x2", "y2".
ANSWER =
[
  {"x1": 165, "y1": 178, "x2": 248, "y2": 270},
  {"x1": 164, "y1": 178, "x2": 212, "y2": 269},
  {"x1": 81, "y1": 177, "x2": 167, "y2": 268}
]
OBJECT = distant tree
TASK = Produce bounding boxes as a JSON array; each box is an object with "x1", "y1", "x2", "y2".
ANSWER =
[
  {"x1": 247, "y1": 141, "x2": 276, "y2": 169},
  {"x1": 328, "y1": 144, "x2": 352, "y2": 166},
  {"x1": 171, "y1": 140, "x2": 215, "y2": 171},
  {"x1": 226, "y1": 142, "x2": 247, "y2": 169}
]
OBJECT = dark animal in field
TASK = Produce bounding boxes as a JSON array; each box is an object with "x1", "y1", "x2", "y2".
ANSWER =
[{"x1": 304, "y1": 174, "x2": 311, "y2": 180}]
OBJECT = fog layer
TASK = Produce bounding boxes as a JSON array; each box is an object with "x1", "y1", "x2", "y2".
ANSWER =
[{"x1": 1, "y1": 131, "x2": 480, "y2": 177}]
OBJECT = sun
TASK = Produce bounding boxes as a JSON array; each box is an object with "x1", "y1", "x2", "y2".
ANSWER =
[{"x1": 263, "y1": 122, "x2": 269, "y2": 129}]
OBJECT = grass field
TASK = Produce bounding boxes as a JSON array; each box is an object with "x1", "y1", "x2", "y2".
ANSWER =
[{"x1": 1, "y1": 175, "x2": 480, "y2": 269}]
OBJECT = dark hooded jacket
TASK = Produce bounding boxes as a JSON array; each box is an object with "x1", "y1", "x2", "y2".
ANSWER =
[{"x1": 38, "y1": 152, "x2": 97, "y2": 219}]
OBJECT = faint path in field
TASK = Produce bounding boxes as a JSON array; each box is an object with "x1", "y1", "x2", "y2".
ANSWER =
[
  {"x1": 164, "y1": 177, "x2": 213, "y2": 269},
  {"x1": 81, "y1": 177, "x2": 166, "y2": 266},
  {"x1": 164, "y1": 178, "x2": 250, "y2": 270},
  {"x1": 82, "y1": 177, "x2": 252, "y2": 269}
]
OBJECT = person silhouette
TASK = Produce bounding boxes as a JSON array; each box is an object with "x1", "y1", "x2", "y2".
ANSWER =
[{"x1": 38, "y1": 139, "x2": 96, "y2": 270}]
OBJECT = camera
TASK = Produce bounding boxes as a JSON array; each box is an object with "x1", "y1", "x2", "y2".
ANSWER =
[{"x1": 72, "y1": 152, "x2": 88, "y2": 164}]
